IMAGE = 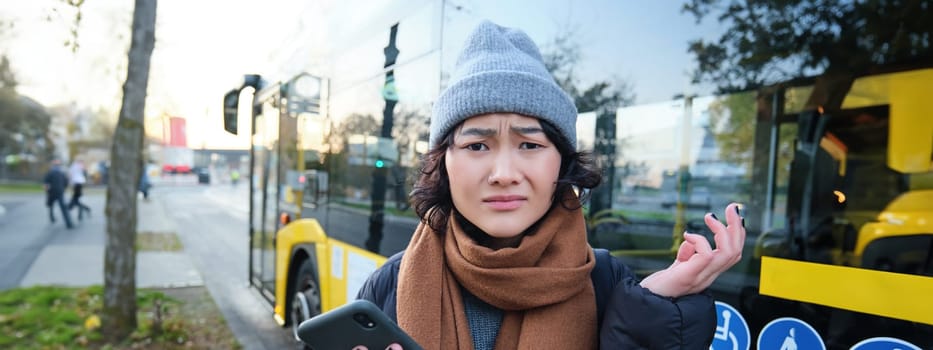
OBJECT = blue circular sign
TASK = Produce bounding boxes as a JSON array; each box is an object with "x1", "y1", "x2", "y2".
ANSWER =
[
  {"x1": 757, "y1": 317, "x2": 825, "y2": 350},
  {"x1": 850, "y1": 337, "x2": 921, "y2": 350},
  {"x1": 709, "y1": 301, "x2": 750, "y2": 350}
]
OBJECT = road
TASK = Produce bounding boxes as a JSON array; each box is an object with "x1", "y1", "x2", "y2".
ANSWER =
[
  {"x1": 156, "y1": 184, "x2": 296, "y2": 350},
  {"x1": 0, "y1": 192, "x2": 63, "y2": 290}
]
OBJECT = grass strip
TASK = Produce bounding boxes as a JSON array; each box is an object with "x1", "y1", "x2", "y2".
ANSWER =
[{"x1": 0, "y1": 285, "x2": 240, "y2": 350}]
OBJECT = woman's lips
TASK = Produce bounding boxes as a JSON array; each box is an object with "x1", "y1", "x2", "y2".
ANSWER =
[{"x1": 483, "y1": 196, "x2": 526, "y2": 210}]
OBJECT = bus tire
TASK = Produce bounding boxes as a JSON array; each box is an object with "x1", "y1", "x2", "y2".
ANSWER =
[{"x1": 289, "y1": 258, "x2": 321, "y2": 347}]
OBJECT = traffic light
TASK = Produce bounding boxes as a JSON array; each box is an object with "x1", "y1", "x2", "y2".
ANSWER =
[{"x1": 375, "y1": 159, "x2": 385, "y2": 168}]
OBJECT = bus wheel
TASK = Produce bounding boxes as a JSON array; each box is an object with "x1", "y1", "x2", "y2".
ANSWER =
[{"x1": 290, "y1": 259, "x2": 321, "y2": 344}]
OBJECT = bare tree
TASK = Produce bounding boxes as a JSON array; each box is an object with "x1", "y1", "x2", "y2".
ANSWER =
[
  {"x1": 60, "y1": 0, "x2": 85, "y2": 53},
  {"x1": 102, "y1": 0, "x2": 156, "y2": 341},
  {"x1": 542, "y1": 30, "x2": 635, "y2": 113},
  {"x1": 541, "y1": 29, "x2": 635, "y2": 217},
  {"x1": 0, "y1": 56, "x2": 26, "y2": 161}
]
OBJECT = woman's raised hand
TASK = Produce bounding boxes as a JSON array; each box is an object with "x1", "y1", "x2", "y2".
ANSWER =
[{"x1": 638, "y1": 202, "x2": 746, "y2": 298}]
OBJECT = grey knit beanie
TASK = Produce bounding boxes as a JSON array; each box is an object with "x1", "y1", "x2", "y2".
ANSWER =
[{"x1": 429, "y1": 20, "x2": 577, "y2": 148}]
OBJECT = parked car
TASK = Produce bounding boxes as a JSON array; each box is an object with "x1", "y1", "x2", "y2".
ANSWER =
[{"x1": 193, "y1": 167, "x2": 210, "y2": 184}]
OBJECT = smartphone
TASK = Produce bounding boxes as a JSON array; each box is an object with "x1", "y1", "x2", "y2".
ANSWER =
[{"x1": 297, "y1": 299, "x2": 423, "y2": 350}]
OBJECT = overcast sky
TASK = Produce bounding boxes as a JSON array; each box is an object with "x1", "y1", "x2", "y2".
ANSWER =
[{"x1": 2, "y1": 0, "x2": 303, "y2": 149}]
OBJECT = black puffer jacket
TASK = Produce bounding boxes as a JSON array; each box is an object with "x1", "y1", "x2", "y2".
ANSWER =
[{"x1": 357, "y1": 248, "x2": 716, "y2": 349}]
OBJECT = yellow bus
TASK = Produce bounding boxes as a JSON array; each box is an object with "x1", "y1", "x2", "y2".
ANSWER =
[
  {"x1": 222, "y1": 67, "x2": 933, "y2": 349},
  {"x1": 221, "y1": 72, "x2": 396, "y2": 342}
]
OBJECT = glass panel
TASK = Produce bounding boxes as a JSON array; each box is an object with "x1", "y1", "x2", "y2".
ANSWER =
[
  {"x1": 250, "y1": 108, "x2": 268, "y2": 286},
  {"x1": 301, "y1": 11, "x2": 437, "y2": 256},
  {"x1": 260, "y1": 100, "x2": 280, "y2": 294},
  {"x1": 784, "y1": 85, "x2": 815, "y2": 115},
  {"x1": 770, "y1": 123, "x2": 798, "y2": 231},
  {"x1": 594, "y1": 98, "x2": 695, "y2": 273},
  {"x1": 301, "y1": 102, "x2": 330, "y2": 212},
  {"x1": 596, "y1": 94, "x2": 758, "y2": 275},
  {"x1": 279, "y1": 111, "x2": 301, "y2": 217},
  {"x1": 819, "y1": 107, "x2": 928, "y2": 275}
]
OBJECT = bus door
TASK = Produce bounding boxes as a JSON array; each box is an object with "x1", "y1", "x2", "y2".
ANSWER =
[{"x1": 250, "y1": 95, "x2": 282, "y2": 302}]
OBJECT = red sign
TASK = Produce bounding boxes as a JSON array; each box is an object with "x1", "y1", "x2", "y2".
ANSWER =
[{"x1": 168, "y1": 117, "x2": 187, "y2": 147}]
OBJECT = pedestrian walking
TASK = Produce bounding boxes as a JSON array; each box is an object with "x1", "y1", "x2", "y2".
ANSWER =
[
  {"x1": 139, "y1": 166, "x2": 152, "y2": 201},
  {"x1": 68, "y1": 159, "x2": 91, "y2": 220},
  {"x1": 230, "y1": 169, "x2": 240, "y2": 187},
  {"x1": 43, "y1": 159, "x2": 74, "y2": 229}
]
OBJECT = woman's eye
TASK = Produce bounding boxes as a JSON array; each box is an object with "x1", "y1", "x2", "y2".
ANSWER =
[
  {"x1": 466, "y1": 143, "x2": 487, "y2": 151},
  {"x1": 519, "y1": 142, "x2": 542, "y2": 150}
]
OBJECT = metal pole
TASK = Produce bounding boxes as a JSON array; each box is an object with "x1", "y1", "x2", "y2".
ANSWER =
[
  {"x1": 366, "y1": 24, "x2": 400, "y2": 254},
  {"x1": 762, "y1": 89, "x2": 784, "y2": 232},
  {"x1": 672, "y1": 95, "x2": 694, "y2": 250}
]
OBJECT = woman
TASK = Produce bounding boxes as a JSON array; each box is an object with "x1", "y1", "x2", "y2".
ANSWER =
[{"x1": 357, "y1": 20, "x2": 745, "y2": 349}]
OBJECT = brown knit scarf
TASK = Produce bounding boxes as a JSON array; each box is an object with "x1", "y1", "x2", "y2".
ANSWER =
[{"x1": 397, "y1": 202, "x2": 597, "y2": 349}]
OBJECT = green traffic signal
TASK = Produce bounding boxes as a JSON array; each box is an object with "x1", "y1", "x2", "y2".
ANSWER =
[{"x1": 375, "y1": 160, "x2": 385, "y2": 168}]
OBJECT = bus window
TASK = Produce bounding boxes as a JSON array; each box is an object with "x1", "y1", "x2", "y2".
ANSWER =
[{"x1": 279, "y1": 110, "x2": 301, "y2": 215}]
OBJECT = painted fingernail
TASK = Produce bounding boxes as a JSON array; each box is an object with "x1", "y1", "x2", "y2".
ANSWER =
[
  {"x1": 710, "y1": 213, "x2": 718, "y2": 220},
  {"x1": 735, "y1": 206, "x2": 741, "y2": 215},
  {"x1": 742, "y1": 218, "x2": 745, "y2": 227}
]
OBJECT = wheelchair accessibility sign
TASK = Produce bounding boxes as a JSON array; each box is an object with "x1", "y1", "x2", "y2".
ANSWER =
[
  {"x1": 710, "y1": 301, "x2": 750, "y2": 350},
  {"x1": 758, "y1": 317, "x2": 824, "y2": 350},
  {"x1": 851, "y1": 337, "x2": 921, "y2": 350}
]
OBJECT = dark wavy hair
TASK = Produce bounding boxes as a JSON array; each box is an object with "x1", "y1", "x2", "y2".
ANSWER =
[{"x1": 409, "y1": 119, "x2": 602, "y2": 234}]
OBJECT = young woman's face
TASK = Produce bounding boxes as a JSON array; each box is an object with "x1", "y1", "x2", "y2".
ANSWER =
[{"x1": 445, "y1": 113, "x2": 562, "y2": 247}]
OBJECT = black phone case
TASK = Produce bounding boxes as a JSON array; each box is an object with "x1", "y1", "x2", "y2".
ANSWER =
[{"x1": 297, "y1": 299, "x2": 423, "y2": 350}]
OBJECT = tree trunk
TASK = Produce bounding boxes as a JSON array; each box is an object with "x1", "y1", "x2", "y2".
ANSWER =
[{"x1": 102, "y1": 0, "x2": 157, "y2": 342}]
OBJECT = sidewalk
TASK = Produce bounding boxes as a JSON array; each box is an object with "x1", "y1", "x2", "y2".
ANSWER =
[{"x1": 15, "y1": 190, "x2": 203, "y2": 288}]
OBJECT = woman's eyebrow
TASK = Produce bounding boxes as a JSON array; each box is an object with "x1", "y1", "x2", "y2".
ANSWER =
[
  {"x1": 511, "y1": 125, "x2": 543, "y2": 135},
  {"x1": 459, "y1": 127, "x2": 497, "y2": 137},
  {"x1": 458, "y1": 125, "x2": 542, "y2": 137}
]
